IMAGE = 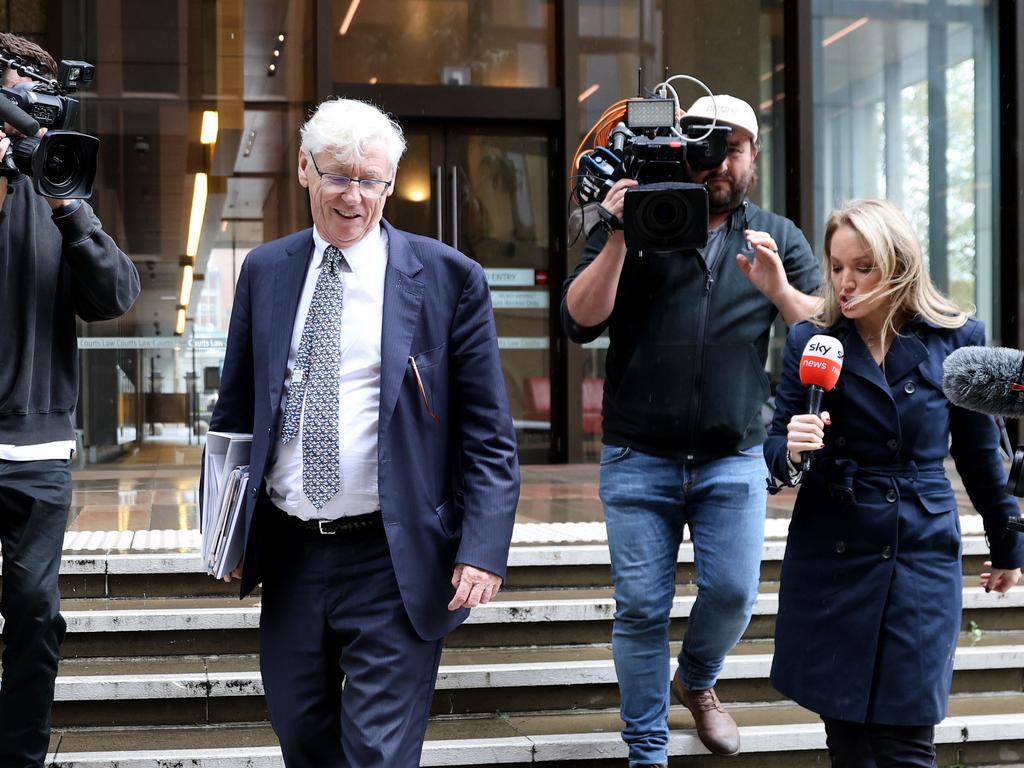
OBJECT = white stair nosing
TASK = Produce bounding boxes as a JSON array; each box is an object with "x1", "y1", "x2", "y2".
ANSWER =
[
  {"x1": 50, "y1": 646, "x2": 1024, "y2": 701},
  {"x1": 40, "y1": 534, "x2": 996, "y2": 574},
  {"x1": 35, "y1": 585, "x2": 1023, "y2": 634},
  {"x1": 44, "y1": 713, "x2": 1024, "y2": 765}
]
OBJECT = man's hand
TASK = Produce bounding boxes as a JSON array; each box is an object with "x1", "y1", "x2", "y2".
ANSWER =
[
  {"x1": 448, "y1": 563, "x2": 502, "y2": 610},
  {"x1": 598, "y1": 178, "x2": 638, "y2": 228},
  {"x1": 736, "y1": 229, "x2": 788, "y2": 301},
  {"x1": 981, "y1": 561, "x2": 1021, "y2": 594},
  {"x1": 222, "y1": 557, "x2": 244, "y2": 583}
]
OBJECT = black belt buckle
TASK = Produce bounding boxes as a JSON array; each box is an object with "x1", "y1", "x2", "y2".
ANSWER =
[{"x1": 828, "y1": 483, "x2": 857, "y2": 505}]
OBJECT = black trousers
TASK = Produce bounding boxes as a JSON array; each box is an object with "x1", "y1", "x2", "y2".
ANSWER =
[
  {"x1": 0, "y1": 458, "x2": 72, "y2": 767},
  {"x1": 259, "y1": 505, "x2": 445, "y2": 768},
  {"x1": 823, "y1": 717, "x2": 936, "y2": 768}
]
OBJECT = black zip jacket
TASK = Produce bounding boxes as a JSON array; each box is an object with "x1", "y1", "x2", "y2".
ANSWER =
[
  {"x1": 562, "y1": 200, "x2": 819, "y2": 459},
  {"x1": 0, "y1": 176, "x2": 140, "y2": 445}
]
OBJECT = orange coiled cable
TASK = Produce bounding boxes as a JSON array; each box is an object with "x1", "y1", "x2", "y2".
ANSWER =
[{"x1": 570, "y1": 99, "x2": 630, "y2": 195}]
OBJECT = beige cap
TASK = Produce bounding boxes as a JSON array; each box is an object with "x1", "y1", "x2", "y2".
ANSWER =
[{"x1": 682, "y1": 94, "x2": 758, "y2": 143}]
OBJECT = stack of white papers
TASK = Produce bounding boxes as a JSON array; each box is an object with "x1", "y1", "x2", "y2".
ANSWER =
[{"x1": 201, "y1": 431, "x2": 253, "y2": 579}]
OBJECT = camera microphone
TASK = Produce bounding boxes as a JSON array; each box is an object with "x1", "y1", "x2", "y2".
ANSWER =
[
  {"x1": 942, "y1": 346, "x2": 1024, "y2": 418},
  {"x1": 0, "y1": 94, "x2": 40, "y2": 138},
  {"x1": 799, "y1": 334, "x2": 845, "y2": 472},
  {"x1": 610, "y1": 122, "x2": 632, "y2": 154}
]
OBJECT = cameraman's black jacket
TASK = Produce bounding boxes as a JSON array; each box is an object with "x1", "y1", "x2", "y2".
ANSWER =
[
  {"x1": 561, "y1": 200, "x2": 818, "y2": 459},
  {"x1": 0, "y1": 175, "x2": 139, "y2": 446}
]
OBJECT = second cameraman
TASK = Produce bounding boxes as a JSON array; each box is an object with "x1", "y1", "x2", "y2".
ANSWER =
[
  {"x1": 562, "y1": 95, "x2": 819, "y2": 765},
  {"x1": 0, "y1": 32, "x2": 139, "y2": 768}
]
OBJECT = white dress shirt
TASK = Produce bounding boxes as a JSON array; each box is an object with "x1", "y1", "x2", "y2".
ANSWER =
[{"x1": 265, "y1": 225, "x2": 387, "y2": 520}]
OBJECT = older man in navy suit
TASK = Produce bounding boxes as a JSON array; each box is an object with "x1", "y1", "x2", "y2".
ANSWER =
[{"x1": 209, "y1": 98, "x2": 520, "y2": 767}]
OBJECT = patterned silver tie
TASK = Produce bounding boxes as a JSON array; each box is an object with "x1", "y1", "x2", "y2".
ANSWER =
[{"x1": 280, "y1": 244, "x2": 344, "y2": 510}]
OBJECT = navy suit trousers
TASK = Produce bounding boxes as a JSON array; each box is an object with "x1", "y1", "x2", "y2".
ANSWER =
[{"x1": 259, "y1": 502, "x2": 444, "y2": 767}]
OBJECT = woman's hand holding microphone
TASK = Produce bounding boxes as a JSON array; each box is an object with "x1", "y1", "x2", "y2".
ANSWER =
[{"x1": 786, "y1": 411, "x2": 830, "y2": 466}]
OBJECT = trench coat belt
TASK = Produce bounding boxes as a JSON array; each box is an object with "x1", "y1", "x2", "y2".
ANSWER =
[{"x1": 820, "y1": 457, "x2": 945, "y2": 505}]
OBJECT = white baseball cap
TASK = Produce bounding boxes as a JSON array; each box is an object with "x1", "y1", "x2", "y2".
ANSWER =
[{"x1": 681, "y1": 94, "x2": 758, "y2": 143}]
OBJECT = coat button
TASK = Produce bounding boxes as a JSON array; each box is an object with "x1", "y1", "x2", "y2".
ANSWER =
[
  {"x1": 836, "y1": 436, "x2": 847, "y2": 448},
  {"x1": 885, "y1": 489, "x2": 898, "y2": 503},
  {"x1": 267, "y1": 427, "x2": 272, "y2": 437},
  {"x1": 904, "y1": 381, "x2": 916, "y2": 394},
  {"x1": 251, "y1": 487, "x2": 258, "y2": 497},
  {"x1": 886, "y1": 438, "x2": 899, "y2": 450},
  {"x1": 881, "y1": 545, "x2": 893, "y2": 559},
  {"x1": 835, "y1": 541, "x2": 846, "y2": 554}
]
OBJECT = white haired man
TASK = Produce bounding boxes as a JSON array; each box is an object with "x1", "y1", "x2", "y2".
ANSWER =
[{"x1": 210, "y1": 98, "x2": 520, "y2": 766}]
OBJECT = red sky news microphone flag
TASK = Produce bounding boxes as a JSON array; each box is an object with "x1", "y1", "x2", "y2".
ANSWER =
[{"x1": 798, "y1": 335, "x2": 845, "y2": 472}]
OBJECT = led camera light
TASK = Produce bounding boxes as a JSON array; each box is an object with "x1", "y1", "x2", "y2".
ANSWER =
[{"x1": 626, "y1": 98, "x2": 676, "y2": 130}]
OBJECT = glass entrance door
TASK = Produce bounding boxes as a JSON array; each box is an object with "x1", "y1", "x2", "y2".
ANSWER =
[{"x1": 389, "y1": 125, "x2": 556, "y2": 462}]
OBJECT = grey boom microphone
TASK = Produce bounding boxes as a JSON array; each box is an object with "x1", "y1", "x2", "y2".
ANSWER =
[
  {"x1": 0, "y1": 94, "x2": 40, "y2": 138},
  {"x1": 941, "y1": 346, "x2": 1024, "y2": 418}
]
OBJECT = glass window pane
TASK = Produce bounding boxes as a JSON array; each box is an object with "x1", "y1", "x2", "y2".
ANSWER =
[
  {"x1": 812, "y1": 0, "x2": 996, "y2": 331},
  {"x1": 329, "y1": 0, "x2": 555, "y2": 87}
]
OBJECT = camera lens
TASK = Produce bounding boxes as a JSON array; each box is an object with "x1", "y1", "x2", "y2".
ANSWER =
[
  {"x1": 638, "y1": 190, "x2": 692, "y2": 237},
  {"x1": 43, "y1": 144, "x2": 81, "y2": 189}
]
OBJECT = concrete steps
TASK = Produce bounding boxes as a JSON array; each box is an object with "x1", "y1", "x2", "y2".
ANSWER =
[
  {"x1": 30, "y1": 528, "x2": 1024, "y2": 765},
  {"x1": 45, "y1": 695, "x2": 1024, "y2": 767}
]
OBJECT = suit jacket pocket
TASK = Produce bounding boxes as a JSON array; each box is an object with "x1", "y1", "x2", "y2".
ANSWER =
[
  {"x1": 435, "y1": 499, "x2": 461, "y2": 537},
  {"x1": 411, "y1": 343, "x2": 447, "y2": 371}
]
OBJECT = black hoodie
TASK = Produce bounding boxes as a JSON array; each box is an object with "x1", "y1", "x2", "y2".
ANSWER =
[{"x1": 0, "y1": 176, "x2": 140, "y2": 445}]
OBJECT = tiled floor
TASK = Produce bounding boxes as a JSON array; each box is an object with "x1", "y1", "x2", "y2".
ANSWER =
[{"x1": 66, "y1": 438, "x2": 1012, "y2": 551}]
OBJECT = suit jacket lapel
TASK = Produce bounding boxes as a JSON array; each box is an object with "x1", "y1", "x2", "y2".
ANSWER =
[
  {"x1": 378, "y1": 220, "x2": 424, "y2": 438},
  {"x1": 268, "y1": 231, "x2": 314, "y2": 414}
]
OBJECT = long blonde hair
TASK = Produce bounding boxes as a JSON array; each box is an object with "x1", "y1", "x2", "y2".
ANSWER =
[{"x1": 815, "y1": 199, "x2": 967, "y2": 342}]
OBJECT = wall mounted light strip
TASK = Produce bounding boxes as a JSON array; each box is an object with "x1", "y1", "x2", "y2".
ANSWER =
[
  {"x1": 339, "y1": 0, "x2": 361, "y2": 36},
  {"x1": 200, "y1": 111, "x2": 219, "y2": 145},
  {"x1": 186, "y1": 173, "x2": 208, "y2": 258},
  {"x1": 179, "y1": 264, "x2": 194, "y2": 308}
]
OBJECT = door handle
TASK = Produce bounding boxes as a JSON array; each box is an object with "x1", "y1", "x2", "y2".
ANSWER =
[
  {"x1": 451, "y1": 166, "x2": 459, "y2": 249},
  {"x1": 434, "y1": 165, "x2": 443, "y2": 241}
]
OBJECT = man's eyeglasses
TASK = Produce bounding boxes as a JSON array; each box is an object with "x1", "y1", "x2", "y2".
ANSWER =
[{"x1": 307, "y1": 152, "x2": 392, "y2": 198}]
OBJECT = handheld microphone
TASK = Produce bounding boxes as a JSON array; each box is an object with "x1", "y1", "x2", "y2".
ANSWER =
[
  {"x1": 798, "y1": 334, "x2": 845, "y2": 472},
  {"x1": 941, "y1": 346, "x2": 1024, "y2": 418},
  {"x1": 0, "y1": 94, "x2": 40, "y2": 138}
]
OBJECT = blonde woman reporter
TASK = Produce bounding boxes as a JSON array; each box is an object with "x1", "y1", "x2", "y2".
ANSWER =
[{"x1": 763, "y1": 199, "x2": 1023, "y2": 767}]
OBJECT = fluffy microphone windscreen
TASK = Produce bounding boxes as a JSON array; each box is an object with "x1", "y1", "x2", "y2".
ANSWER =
[{"x1": 942, "y1": 345, "x2": 1024, "y2": 418}]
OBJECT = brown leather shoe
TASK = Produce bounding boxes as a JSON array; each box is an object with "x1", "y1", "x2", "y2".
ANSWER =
[{"x1": 671, "y1": 674, "x2": 740, "y2": 756}]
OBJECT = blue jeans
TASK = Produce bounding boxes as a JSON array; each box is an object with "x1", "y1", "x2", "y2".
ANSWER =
[{"x1": 600, "y1": 444, "x2": 767, "y2": 767}]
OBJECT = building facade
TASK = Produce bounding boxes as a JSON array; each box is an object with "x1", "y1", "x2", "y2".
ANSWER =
[{"x1": 11, "y1": 0, "x2": 1020, "y2": 464}]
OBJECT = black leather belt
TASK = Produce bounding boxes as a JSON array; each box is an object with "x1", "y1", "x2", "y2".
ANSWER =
[{"x1": 282, "y1": 509, "x2": 383, "y2": 536}]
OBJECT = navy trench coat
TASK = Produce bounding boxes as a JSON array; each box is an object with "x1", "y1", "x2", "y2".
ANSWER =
[{"x1": 764, "y1": 317, "x2": 1024, "y2": 726}]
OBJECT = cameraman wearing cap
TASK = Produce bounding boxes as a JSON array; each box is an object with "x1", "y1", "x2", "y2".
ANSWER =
[
  {"x1": 0, "y1": 32, "x2": 138, "y2": 767},
  {"x1": 562, "y1": 94, "x2": 820, "y2": 765}
]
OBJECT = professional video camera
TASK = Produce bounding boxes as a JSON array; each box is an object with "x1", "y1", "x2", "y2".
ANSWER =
[
  {"x1": 0, "y1": 53, "x2": 98, "y2": 198},
  {"x1": 573, "y1": 88, "x2": 732, "y2": 252}
]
